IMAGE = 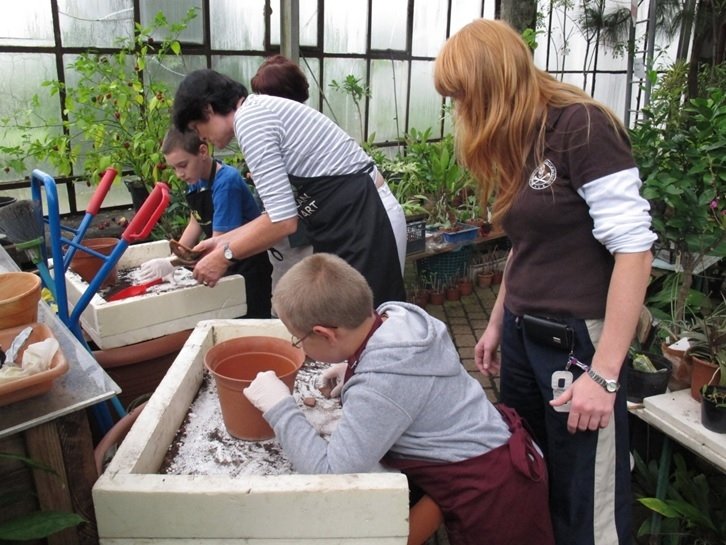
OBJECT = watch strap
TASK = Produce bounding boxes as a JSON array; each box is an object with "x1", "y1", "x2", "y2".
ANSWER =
[{"x1": 586, "y1": 367, "x2": 620, "y2": 393}]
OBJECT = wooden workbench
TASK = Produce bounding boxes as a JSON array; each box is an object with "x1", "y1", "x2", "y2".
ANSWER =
[{"x1": 0, "y1": 245, "x2": 120, "y2": 545}]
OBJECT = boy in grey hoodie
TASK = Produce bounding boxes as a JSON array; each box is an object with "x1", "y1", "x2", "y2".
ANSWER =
[{"x1": 244, "y1": 253, "x2": 554, "y2": 545}]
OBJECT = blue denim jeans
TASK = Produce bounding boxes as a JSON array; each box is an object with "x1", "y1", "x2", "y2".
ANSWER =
[{"x1": 499, "y1": 307, "x2": 632, "y2": 545}]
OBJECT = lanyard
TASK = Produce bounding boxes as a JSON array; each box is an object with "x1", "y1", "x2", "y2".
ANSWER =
[{"x1": 344, "y1": 312, "x2": 383, "y2": 384}]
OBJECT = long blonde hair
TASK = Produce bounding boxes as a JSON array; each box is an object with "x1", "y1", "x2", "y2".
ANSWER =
[{"x1": 434, "y1": 19, "x2": 626, "y2": 223}]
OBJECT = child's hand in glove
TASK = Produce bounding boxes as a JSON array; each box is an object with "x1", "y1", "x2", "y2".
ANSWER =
[
  {"x1": 243, "y1": 370, "x2": 291, "y2": 413},
  {"x1": 319, "y1": 362, "x2": 347, "y2": 398},
  {"x1": 138, "y1": 256, "x2": 176, "y2": 282}
]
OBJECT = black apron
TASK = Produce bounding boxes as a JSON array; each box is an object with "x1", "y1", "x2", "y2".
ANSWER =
[
  {"x1": 186, "y1": 161, "x2": 272, "y2": 318},
  {"x1": 288, "y1": 164, "x2": 405, "y2": 307}
]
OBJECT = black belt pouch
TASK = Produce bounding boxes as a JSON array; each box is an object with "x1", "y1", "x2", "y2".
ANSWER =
[{"x1": 522, "y1": 314, "x2": 574, "y2": 351}]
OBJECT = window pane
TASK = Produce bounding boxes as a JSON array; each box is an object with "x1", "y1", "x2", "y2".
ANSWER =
[
  {"x1": 300, "y1": 0, "x2": 319, "y2": 47},
  {"x1": 141, "y1": 0, "x2": 204, "y2": 44},
  {"x1": 211, "y1": 0, "x2": 265, "y2": 50},
  {"x1": 213, "y1": 55, "x2": 266, "y2": 93},
  {"x1": 0, "y1": 1, "x2": 54, "y2": 46},
  {"x1": 411, "y1": 0, "x2": 447, "y2": 57},
  {"x1": 450, "y1": 0, "x2": 482, "y2": 34},
  {"x1": 146, "y1": 54, "x2": 207, "y2": 91},
  {"x1": 300, "y1": 57, "x2": 320, "y2": 108},
  {"x1": 323, "y1": 58, "x2": 367, "y2": 141},
  {"x1": 0, "y1": 54, "x2": 61, "y2": 182},
  {"x1": 369, "y1": 59, "x2": 408, "y2": 142},
  {"x1": 58, "y1": 0, "x2": 134, "y2": 48},
  {"x1": 408, "y1": 60, "x2": 442, "y2": 137},
  {"x1": 272, "y1": 0, "x2": 318, "y2": 47},
  {"x1": 324, "y1": 0, "x2": 367, "y2": 54},
  {"x1": 371, "y1": 0, "x2": 407, "y2": 51}
]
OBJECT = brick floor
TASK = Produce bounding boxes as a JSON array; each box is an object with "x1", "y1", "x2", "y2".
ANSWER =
[{"x1": 419, "y1": 282, "x2": 502, "y2": 404}]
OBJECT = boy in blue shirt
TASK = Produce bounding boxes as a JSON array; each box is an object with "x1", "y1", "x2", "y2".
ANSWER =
[{"x1": 140, "y1": 128, "x2": 272, "y2": 317}]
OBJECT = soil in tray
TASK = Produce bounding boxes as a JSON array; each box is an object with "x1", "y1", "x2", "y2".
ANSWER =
[
  {"x1": 70, "y1": 264, "x2": 199, "y2": 301},
  {"x1": 159, "y1": 360, "x2": 342, "y2": 476}
]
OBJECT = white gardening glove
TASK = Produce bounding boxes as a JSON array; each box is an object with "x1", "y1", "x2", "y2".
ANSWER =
[
  {"x1": 138, "y1": 256, "x2": 176, "y2": 282},
  {"x1": 243, "y1": 370, "x2": 292, "y2": 413},
  {"x1": 319, "y1": 362, "x2": 348, "y2": 398}
]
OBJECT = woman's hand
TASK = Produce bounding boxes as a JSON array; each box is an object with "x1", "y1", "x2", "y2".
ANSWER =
[
  {"x1": 550, "y1": 373, "x2": 617, "y2": 433},
  {"x1": 192, "y1": 239, "x2": 228, "y2": 287},
  {"x1": 475, "y1": 324, "x2": 502, "y2": 376}
]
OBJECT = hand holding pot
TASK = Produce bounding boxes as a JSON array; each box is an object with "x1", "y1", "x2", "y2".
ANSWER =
[
  {"x1": 243, "y1": 370, "x2": 291, "y2": 413},
  {"x1": 320, "y1": 362, "x2": 347, "y2": 398},
  {"x1": 139, "y1": 256, "x2": 175, "y2": 282}
]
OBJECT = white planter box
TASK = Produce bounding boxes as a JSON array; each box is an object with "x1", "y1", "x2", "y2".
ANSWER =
[
  {"x1": 92, "y1": 319, "x2": 409, "y2": 544},
  {"x1": 65, "y1": 240, "x2": 247, "y2": 349}
]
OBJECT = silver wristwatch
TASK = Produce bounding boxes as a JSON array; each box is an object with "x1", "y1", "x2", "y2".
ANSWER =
[
  {"x1": 586, "y1": 367, "x2": 619, "y2": 393},
  {"x1": 222, "y1": 241, "x2": 235, "y2": 262}
]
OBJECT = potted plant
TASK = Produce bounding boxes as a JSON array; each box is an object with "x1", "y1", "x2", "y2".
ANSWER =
[
  {"x1": 701, "y1": 381, "x2": 726, "y2": 433},
  {"x1": 684, "y1": 298, "x2": 726, "y2": 401},
  {"x1": 0, "y1": 9, "x2": 196, "y2": 238},
  {"x1": 630, "y1": 62, "x2": 726, "y2": 325}
]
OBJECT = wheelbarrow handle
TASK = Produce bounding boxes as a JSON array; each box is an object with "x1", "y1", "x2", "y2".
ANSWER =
[
  {"x1": 86, "y1": 168, "x2": 117, "y2": 215},
  {"x1": 122, "y1": 182, "x2": 171, "y2": 243}
]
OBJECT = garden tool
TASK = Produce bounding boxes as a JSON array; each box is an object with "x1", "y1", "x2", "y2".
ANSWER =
[
  {"x1": 106, "y1": 278, "x2": 164, "y2": 302},
  {"x1": 61, "y1": 168, "x2": 117, "y2": 269}
]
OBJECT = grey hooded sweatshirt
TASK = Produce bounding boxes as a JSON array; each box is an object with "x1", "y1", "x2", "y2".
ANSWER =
[{"x1": 264, "y1": 302, "x2": 511, "y2": 474}]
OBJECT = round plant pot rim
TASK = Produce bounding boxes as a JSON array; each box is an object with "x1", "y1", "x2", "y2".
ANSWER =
[{"x1": 0, "y1": 272, "x2": 41, "y2": 304}]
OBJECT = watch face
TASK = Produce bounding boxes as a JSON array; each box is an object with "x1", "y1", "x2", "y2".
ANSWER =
[
  {"x1": 223, "y1": 243, "x2": 233, "y2": 260},
  {"x1": 606, "y1": 381, "x2": 618, "y2": 393}
]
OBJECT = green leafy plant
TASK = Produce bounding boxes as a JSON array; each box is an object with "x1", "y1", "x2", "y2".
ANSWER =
[
  {"x1": 0, "y1": 452, "x2": 85, "y2": 541},
  {"x1": 685, "y1": 298, "x2": 726, "y2": 386},
  {"x1": 329, "y1": 75, "x2": 371, "y2": 142},
  {"x1": 631, "y1": 62, "x2": 726, "y2": 324},
  {"x1": 633, "y1": 451, "x2": 726, "y2": 544},
  {"x1": 1, "y1": 9, "x2": 197, "y2": 191},
  {"x1": 398, "y1": 129, "x2": 477, "y2": 228}
]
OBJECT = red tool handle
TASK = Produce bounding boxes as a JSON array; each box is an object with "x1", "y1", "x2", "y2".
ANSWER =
[
  {"x1": 122, "y1": 182, "x2": 171, "y2": 243},
  {"x1": 87, "y1": 168, "x2": 117, "y2": 215}
]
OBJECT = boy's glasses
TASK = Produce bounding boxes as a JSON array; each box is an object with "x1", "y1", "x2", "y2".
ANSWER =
[
  {"x1": 291, "y1": 331, "x2": 313, "y2": 348},
  {"x1": 290, "y1": 325, "x2": 338, "y2": 348}
]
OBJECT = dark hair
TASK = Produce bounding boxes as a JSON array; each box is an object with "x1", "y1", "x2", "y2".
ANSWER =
[
  {"x1": 172, "y1": 69, "x2": 248, "y2": 131},
  {"x1": 250, "y1": 55, "x2": 309, "y2": 103},
  {"x1": 161, "y1": 126, "x2": 204, "y2": 155}
]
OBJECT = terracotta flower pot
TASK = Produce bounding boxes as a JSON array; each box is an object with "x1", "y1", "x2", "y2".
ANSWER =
[
  {"x1": 477, "y1": 272, "x2": 493, "y2": 288},
  {"x1": 0, "y1": 272, "x2": 41, "y2": 328},
  {"x1": 93, "y1": 329, "x2": 193, "y2": 409},
  {"x1": 660, "y1": 341, "x2": 691, "y2": 391},
  {"x1": 491, "y1": 270, "x2": 504, "y2": 285},
  {"x1": 69, "y1": 237, "x2": 119, "y2": 288},
  {"x1": 204, "y1": 336, "x2": 304, "y2": 440},
  {"x1": 446, "y1": 286, "x2": 461, "y2": 301},
  {"x1": 429, "y1": 291, "x2": 445, "y2": 305},
  {"x1": 689, "y1": 355, "x2": 719, "y2": 402},
  {"x1": 458, "y1": 279, "x2": 474, "y2": 296},
  {"x1": 411, "y1": 290, "x2": 430, "y2": 309}
]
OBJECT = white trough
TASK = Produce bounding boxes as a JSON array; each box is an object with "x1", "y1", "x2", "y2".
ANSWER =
[
  {"x1": 65, "y1": 240, "x2": 247, "y2": 349},
  {"x1": 92, "y1": 319, "x2": 410, "y2": 544}
]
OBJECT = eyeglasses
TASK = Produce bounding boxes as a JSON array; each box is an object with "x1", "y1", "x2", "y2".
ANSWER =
[
  {"x1": 291, "y1": 331, "x2": 313, "y2": 348},
  {"x1": 290, "y1": 325, "x2": 338, "y2": 348}
]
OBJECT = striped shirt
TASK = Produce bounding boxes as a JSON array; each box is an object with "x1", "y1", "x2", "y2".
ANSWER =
[{"x1": 234, "y1": 94, "x2": 373, "y2": 222}]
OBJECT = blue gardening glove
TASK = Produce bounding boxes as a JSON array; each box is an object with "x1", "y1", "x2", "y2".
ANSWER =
[{"x1": 243, "y1": 370, "x2": 292, "y2": 413}]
